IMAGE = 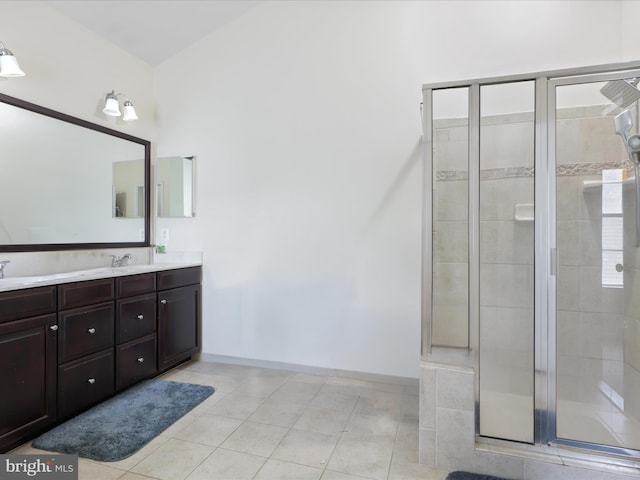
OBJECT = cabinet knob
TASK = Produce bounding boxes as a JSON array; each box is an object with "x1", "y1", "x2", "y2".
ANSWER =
[
  {"x1": 49, "y1": 325, "x2": 59, "y2": 331},
  {"x1": 137, "y1": 357, "x2": 144, "y2": 363},
  {"x1": 87, "y1": 328, "x2": 96, "y2": 334},
  {"x1": 87, "y1": 378, "x2": 96, "y2": 384},
  {"x1": 160, "y1": 299, "x2": 167, "y2": 304},
  {"x1": 137, "y1": 314, "x2": 144, "y2": 320}
]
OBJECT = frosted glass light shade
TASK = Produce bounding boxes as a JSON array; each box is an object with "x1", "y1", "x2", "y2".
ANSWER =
[
  {"x1": 103, "y1": 93, "x2": 121, "y2": 117},
  {"x1": 122, "y1": 101, "x2": 138, "y2": 121},
  {"x1": 0, "y1": 52, "x2": 25, "y2": 77}
]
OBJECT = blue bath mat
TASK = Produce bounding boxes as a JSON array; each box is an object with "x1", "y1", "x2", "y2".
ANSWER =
[
  {"x1": 32, "y1": 379, "x2": 214, "y2": 461},
  {"x1": 446, "y1": 472, "x2": 514, "y2": 480}
]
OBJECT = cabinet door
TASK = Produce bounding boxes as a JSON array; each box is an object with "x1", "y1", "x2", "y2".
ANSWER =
[
  {"x1": 0, "y1": 314, "x2": 57, "y2": 452},
  {"x1": 157, "y1": 284, "x2": 201, "y2": 371}
]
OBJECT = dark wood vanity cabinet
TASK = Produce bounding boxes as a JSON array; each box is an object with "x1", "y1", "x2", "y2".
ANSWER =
[
  {"x1": 115, "y1": 273, "x2": 157, "y2": 391},
  {"x1": 0, "y1": 266, "x2": 201, "y2": 452},
  {"x1": 0, "y1": 287, "x2": 57, "y2": 452},
  {"x1": 157, "y1": 267, "x2": 202, "y2": 372}
]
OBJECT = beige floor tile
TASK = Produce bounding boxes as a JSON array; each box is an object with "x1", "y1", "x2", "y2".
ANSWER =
[
  {"x1": 191, "y1": 374, "x2": 244, "y2": 395},
  {"x1": 294, "y1": 406, "x2": 351, "y2": 435},
  {"x1": 272, "y1": 428, "x2": 340, "y2": 468},
  {"x1": 327, "y1": 436, "x2": 394, "y2": 480},
  {"x1": 160, "y1": 413, "x2": 199, "y2": 437},
  {"x1": 269, "y1": 380, "x2": 323, "y2": 404},
  {"x1": 235, "y1": 376, "x2": 288, "y2": 398},
  {"x1": 248, "y1": 398, "x2": 307, "y2": 427},
  {"x1": 118, "y1": 473, "x2": 162, "y2": 480},
  {"x1": 392, "y1": 421, "x2": 420, "y2": 465},
  {"x1": 343, "y1": 413, "x2": 398, "y2": 442},
  {"x1": 309, "y1": 385, "x2": 360, "y2": 413},
  {"x1": 291, "y1": 372, "x2": 328, "y2": 384},
  {"x1": 204, "y1": 393, "x2": 264, "y2": 419},
  {"x1": 254, "y1": 458, "x2": 323, "y2": 480},
  {"x1": 159, "y1": 369, "x2": 218, "y2": 387},
  {"x1": 185, "y1": 448, "x2": 266, "y2": 480},
  {"x1": 130, "y1": 438, "x2": 214, "y2": 480},
  {"x1": 220, "y1": 420, "x2": 289, "y2": 457},
  {"x1": 15, "y1": 360, "x2": 428, "y2": 480},
  {"x1": 321, "y1": 470, "x2": 377, "y2": 480},
  {"x1": 77, "y1": 459, "x2": 126, "y2": 480},
  {"x1": 169, "y1": 413, "x2": 243, "y2": 446},
  {"x1": 388, "y1": 462, "x2": 449, "y2": 480},
  {"x1": 354, "y1": 390, "x2": 410, "y2": 419},
  {"x1": 105, "y1": 434, "x2": 171, "y2": 470}
]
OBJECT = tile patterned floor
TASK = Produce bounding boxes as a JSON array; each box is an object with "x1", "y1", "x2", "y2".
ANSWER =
[{"x1": 13, "y1": 360, "x2": 450, "y2": 480}]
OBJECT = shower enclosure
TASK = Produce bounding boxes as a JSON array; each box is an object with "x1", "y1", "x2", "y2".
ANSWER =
[{"x1": 423, "y1": 61, "x2": 640, "y2": 457}]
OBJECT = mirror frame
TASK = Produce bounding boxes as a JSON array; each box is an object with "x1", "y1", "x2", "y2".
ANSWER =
[{"x1": 0, "y1": 92, "x2": 151, "y2": 252}]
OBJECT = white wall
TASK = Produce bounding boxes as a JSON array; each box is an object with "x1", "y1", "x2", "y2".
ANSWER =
[
  {"x1": 0, "y1": 1, "x2": 154, "y2": 140},
  {"x1": 153, "y1": 0, "x2": 632, "y2": 378},
  {"x1": 0, "y1": 0, "x2": 635, "y2": 378}
]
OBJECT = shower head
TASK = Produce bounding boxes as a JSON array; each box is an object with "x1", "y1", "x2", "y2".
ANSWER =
[
  {"x1": 615, "y1": 110, "x2": 633, "y2": 142},
  {"x1": 614, "y1": 110, "x2": 640, "y2": 165},
  {"x1": 601, "y1": 79, "x2": 640, "y2": 108}
]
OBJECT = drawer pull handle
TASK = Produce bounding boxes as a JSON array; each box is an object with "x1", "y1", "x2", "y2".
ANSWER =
[
  {"x1": 87, "y1": 328, "x2": 96, "y2": 334},
  {"x1": 160, "y1": 299, "x2": 167, "y2": 305},
  {"x1": 49, "y1": 325, "x2": 59, "y2": 331},
  {"x1": 87, "y1": 378, "x2": 96, "y2": 384},
  {"x1": 137, "y1": 314, "x2": 144, "y2": 320},
  {"x1": 137, "y1": 357, "x2": 144, "y2": 363}
]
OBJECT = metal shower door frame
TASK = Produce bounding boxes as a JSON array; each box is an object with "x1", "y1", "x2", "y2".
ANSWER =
[{"x1": 422, "y1": 60, "x2": 640, "y2": 457}]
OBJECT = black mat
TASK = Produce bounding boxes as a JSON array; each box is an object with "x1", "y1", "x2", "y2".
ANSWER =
[{"x1": 32, "y1": 379, "x2": 214, "y2": 461}]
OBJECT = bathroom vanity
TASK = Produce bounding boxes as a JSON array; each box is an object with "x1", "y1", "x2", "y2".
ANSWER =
[{"x1": 0, "y1": 264, "x2": 201, "y2": 452}]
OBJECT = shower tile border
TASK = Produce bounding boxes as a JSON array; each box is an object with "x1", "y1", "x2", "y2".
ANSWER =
[{"x1": 435, "y1": 161, "x2": 633, "y2": 182}]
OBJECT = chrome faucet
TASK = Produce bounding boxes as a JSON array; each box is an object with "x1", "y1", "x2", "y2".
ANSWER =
[
  {"x1": 110, "y1": 253, "x2": 133, "y2": 267},
  {"x1": 0, "y1": 260, "x2": 9, "y2": 279}
]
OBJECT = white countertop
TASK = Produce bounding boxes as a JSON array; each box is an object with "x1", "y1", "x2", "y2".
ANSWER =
[{"x1": 0, "y1": 261, "x2": 202, "y2": 293}]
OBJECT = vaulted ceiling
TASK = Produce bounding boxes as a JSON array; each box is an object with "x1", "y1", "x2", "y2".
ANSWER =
[{"x1": 46, "y1": 0, "x2": 259, "y2": 66}]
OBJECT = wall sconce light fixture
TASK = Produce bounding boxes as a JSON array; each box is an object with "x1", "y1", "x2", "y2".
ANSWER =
[
  {"x1": 102, "y1": 90, "x2": 138, "y2": 121},
  {"x1": 0, "y1": 40, "x2": 25, "y2": 77}
]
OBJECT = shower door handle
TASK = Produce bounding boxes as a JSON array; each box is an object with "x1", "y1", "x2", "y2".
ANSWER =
[{"x1": 550, "y1": 248, "x2": 557, "y2": 276}]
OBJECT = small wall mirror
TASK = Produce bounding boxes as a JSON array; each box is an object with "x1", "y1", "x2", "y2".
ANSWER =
[{"x1": 156, "y1": 156, "x2": 195, "y2": 218}]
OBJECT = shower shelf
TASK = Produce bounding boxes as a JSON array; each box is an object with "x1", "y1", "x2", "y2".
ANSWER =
[
  {"x1": 582, "y1": 177, "x2": 635, "y2": 190},
  {"x1": 514, "y1": 203, "x2": 534, "y2": 222}
]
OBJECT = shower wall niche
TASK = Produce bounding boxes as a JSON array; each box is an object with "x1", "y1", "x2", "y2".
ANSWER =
[{"x1": 422, "y1": 62, "x2": 640, "y2": 469}]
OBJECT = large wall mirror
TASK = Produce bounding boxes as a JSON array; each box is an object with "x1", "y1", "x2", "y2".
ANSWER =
[{"x1": 0, "y1": 93, "x2": 150, "y2": 252}]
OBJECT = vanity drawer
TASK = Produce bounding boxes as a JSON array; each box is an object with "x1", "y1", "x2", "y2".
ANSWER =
[
  {"x1": 157, "y1": 266, "x2": 201, "y2": 291},
  {"x1": 116, "y1": 293, "x2": 156, "y2": 343},
  {"x1": 58, "y1": 278, "x2": 114, "y2": 310},
  {"x1": 116, "y1": 273, "x2": 156, "y2": 299},
  {"x1": 116, "y1": 333, "x2": 157, "y2": 391},
  {"x1": 58, "y1": 348, "x2": 114, "y2": 419},
  {"x1": 58, "y1": 302, "x2": 114, "y2": 363},
  {"x1": 0, "y1": 286, "x2": 56, "y2": 324}
]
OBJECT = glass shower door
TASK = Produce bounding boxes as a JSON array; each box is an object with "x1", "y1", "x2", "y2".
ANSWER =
[
  {"x1": 554, "y1": 74, "x2": 640, "y2": 451},
  {"x1": 478, "y1": 81, "x2": 535, "y2": 443}
]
